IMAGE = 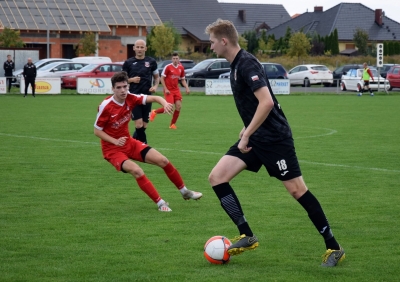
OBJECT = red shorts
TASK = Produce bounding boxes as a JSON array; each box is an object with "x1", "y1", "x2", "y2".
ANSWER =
[
  {"x1": 164, "y1": 89, "x2": 182, "y2": 104},
  {"x1": 102, "y1": 137, "x2": 149, "y2": 171}
]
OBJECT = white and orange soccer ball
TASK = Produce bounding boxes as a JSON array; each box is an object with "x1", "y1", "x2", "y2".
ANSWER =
[{"x1": 203, "y1": 235, "x2": 232, "y2": 264}]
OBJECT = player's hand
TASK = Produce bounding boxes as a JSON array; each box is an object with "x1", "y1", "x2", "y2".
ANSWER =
[
  {"x1": 115, "y1": 136, "x2": 128, "y2": 146},
  {"x1": 164, "y1": 103, "x2": 174, "y2": 115},
  {"x1": 164, "y1": 89, "x2": 170, "y2": 94},
  {"x1": 238, "y1": 135, "x2": 252, "y2": 153},
  {"x1": 131, "y1": 76, "x2": 140, "y2": 84},
  {"x1": 185, "y1": 87, "x2": 190, "y2": 95},
  {"x1": 149, "y1": 86, "x2": 158, "y2": 93}
]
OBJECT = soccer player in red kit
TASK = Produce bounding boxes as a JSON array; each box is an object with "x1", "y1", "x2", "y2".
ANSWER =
[
  {"x1": 94, "y1": 71, "x2": 202, "y2": 212},
  {"x1": 150, "y1": 53, "x2": 190, "y2": 129}
]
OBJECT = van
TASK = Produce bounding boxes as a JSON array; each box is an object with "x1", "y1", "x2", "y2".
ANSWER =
[{"x1": 71, "y1": 56, "x2": 111, "y2": 64}]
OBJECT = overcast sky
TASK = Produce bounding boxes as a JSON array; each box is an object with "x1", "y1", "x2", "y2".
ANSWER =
[{"x1": 218, "y1": 0, "x2": 400, "y2": 24}]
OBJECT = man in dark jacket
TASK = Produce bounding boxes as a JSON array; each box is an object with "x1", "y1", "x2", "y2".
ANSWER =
[
  {"x1": 23, "y1": 58, "x2": 37, "y2": 97},
  {"x1": 3, "y1": 54, "x2": 15, "y2": 93}
]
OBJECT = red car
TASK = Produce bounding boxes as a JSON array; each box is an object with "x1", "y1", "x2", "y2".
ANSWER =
[
  {"x1": 61, "y1": 63, "x2": 123, "y2": 89},
  {"x1": 386, "y1": 65, "x2": 400, "y2": 91}
]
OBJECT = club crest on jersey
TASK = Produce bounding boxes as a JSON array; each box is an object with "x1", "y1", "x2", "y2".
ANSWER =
[
  {"x1": 145, "y1": 62, "x2": 150, "y2": 67},
  {"x1": 251, "y1": 75, "x2": 259, "y2": 81}
]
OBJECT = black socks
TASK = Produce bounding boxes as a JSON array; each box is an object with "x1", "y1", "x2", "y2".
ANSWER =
[
  {"x1": 212, "y1": 182, "x2": 253, "y2": 237},
  {"x1": 133, "y1": 127, "x2": 147, "y2": 144},
  {"x1": 297, "y1": 190, "x2": 340, "y2": 250}
]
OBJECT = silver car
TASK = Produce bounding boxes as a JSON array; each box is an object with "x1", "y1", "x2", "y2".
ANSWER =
[{"x1": 35, "y1": 62, "x2": 87, "y2": 78}]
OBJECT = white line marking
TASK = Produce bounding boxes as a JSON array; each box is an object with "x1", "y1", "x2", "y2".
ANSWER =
[
  {"x1": 1, "y1": 132, "x2": 399, "y2": 173},
  {"x1": 294, "y1": 127, "x2": 337, "y2": 139}
]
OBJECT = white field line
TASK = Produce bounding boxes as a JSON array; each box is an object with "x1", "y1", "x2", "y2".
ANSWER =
[{"x1": 1, "y1": 132, "x2": 399, "y2": 173}]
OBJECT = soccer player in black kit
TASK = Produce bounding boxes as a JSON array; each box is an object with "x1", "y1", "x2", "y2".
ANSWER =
[
  {"x1": 205, "y1": 19, "x2": 345, "y2": 267},
  {"x1": 122, "y1": 39, "x2": 159, "y2": 143}
]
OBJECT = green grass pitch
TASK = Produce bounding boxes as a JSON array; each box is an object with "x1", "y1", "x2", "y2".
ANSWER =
[{"x1": 0, "y1": 93, "x2": 399, "y2": 281}]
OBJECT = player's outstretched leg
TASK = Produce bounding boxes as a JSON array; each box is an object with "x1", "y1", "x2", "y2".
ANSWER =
[
  {"x1": 321, "y1": 246, "x2": 345, "y2": 267},
  {"x1": 144, "y1": 148, "x2": 203, "y2": 200},
  {"x1": 150, "y1": 108, "x2": 164, "y2": 122}
]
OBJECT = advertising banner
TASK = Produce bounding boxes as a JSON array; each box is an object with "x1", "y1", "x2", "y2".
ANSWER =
[
  {"x1": 205, "y1": 79, "x2": 291, "y2": 95},
  {"x1": 0, "y1": 77, "x2": 6, "y2": 94},
  {"x1": 20, "y1": 77, "x2": 61, "y2": 94},
  {"x1": 77, "y1": 77, "x2": 113, "y2": 94}
]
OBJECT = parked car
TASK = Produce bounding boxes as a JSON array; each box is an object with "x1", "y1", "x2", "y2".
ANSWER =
[
  {"x1": 340, "y1": 68, "x2": 390, "y2": 92},
  {"x1": 13, "y1": 58, "x2": 72, "y2": 85},
  {"x1": 378, "y1": 64, "x2": 398, "y2": 79},
  {"x1": 61, "y1": 63, "x2": 123, "y2": 88},
  {"x1": 219, "y1": 62, "x2": 288, "y2": 79},
  {"x1": 61, "y1": 63, "x2": 122, "y2": 88},
  {"x1": 36, "y1": 61, "x2": 87, "y2": 78},
  {"x1": 157, "y1": 59, "x2": 196, "y2": 75},
  {"x1": 332, "y1": 64, "x2": 363, "y2": 86},
  {"x1": 287, "y1": 64, "x2": 333, "y2": 87},
  {"x1": 185, "y1": 58, "x2": 230, "y2": 87},
  {"x1": 386, "y1": 65, "x2": 400, "y2": 90},
  {"x1": 71, "y1": 56, "x2": 111, "y2": 65}
]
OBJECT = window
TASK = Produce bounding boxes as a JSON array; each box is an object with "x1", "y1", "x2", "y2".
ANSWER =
[
  {"x1": 393, "y1": 68, "x2": 399, "y2": 75},
  {"x1": 99, "y1": 65, "x2": 110, "y2": 72},
  {"x1": 210, "y1": 62, "x2": 221, "y2": 70},
  {"x1": 112, "y1": 65, "x2": 122, "y2": 72},
  {"x1": 289, "y1": 67, "x2": 300, "y2": 74},
  {"x1": 221, "y1": 62, "x2": 230, "y2": 68}
]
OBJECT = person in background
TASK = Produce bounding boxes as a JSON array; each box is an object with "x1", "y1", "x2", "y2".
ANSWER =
[
  {"x1": 3, "y1": 54, "x2": 15, "y2": 93},
  {"x1": 23, "y1": 58, "x2": 37, "y2": 97},
  {"x1": 358, "y1": 62, "x2": 375, "y2": 96}
]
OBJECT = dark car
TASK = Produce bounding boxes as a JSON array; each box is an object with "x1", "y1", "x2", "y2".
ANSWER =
[
  {"x1": 332, "y1": 64, "x2": 363, "y2": 86},
  {"x1": 219, "y1": 62, "x2": 288, "y2": 80},
  {"x1": 157, "y1": 59, "x2": 196, "y2": 75},
  {"x1": 185, "y1": 58, "x2": 230, "y2": 87}
]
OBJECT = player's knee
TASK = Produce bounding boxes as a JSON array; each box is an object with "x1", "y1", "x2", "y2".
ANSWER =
[
  {"x1": 123, "y1": 161, "x2": 144, "y2": 178},
  {"x1": 208, "y1": 170, "x2": 222, "y2": 186},
  {"x1": 158, "y1": 156, "x2": 169, "y2": 167},
  {"x1": 175, "y1": 104, "x2": 181, "y2": 111}
]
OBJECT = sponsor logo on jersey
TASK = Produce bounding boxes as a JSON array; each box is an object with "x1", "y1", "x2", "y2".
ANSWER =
[
  {"x1": 145, "y1": 62, "x2": 150, "y2": 67},
  {"x1": 111, "y1": 113, "x2": 130, "y2": 129}
]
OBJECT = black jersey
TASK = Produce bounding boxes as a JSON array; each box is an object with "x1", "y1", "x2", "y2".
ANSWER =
[
  {"x1": 122, "y1": 56, "x2": 158, "y2": 95},
  {"x1": 230, "y1": 49, "x2": 292, "y2": 143}
]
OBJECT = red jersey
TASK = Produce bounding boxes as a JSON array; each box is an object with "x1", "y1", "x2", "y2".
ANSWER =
[
  {"x1": 94, "y1": 93, "x2": 146, "y2": 151},
  {"x1": 161, "y1": 63, "x2": 185, "y2": 91}
]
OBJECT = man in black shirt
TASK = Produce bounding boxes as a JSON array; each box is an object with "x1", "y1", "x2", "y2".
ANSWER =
[
  {"x1": 122, "y1": 39, "x2": 159, "y2": 143},
  {"x1": 205, "y1": 19, "x2": 345, "y2": 267},
  {"x1": 23, "y1": 58, "x2": 37, "y2": 97},
  {"x1": 3, "y1": 54, "x2": 15, "y2": 93}
]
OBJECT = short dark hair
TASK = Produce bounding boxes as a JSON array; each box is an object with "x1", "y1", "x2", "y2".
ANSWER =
[
  {"x1": 172, "y1": 52, "x2": 179, "y2": 57},
  {"x1": 111, "y1": 71, "x2": 129, "y2": 87}
]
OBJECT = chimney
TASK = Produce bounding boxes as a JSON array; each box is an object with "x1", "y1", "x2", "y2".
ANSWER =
[
  {"x1": 238, "y1": 10, "x2": 246, "y2": 23},
  {"x1": 314, "y1": 6, "x2": 323, "y2": 12},
  {"x1": 375, "y1": 9, "x2": 383, "y2": 26}
]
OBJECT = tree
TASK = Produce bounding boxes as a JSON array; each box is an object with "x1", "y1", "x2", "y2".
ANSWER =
[
  {"x1": 242, "y1": 30, "x2": 258, "y2": 54},
  {"x1": 287, "y1": 32, "x2": 311, "y2": 60},
  {"x1": 0, "y1": 27, "x2": 25, "y2": 47},
  {"x1": 353, "y1": 28, "x2": 369, "y2": 55},
  {"x1": 258, "y1": 38, "x2": 267, "y2": 54},
  {"x1": 149, "y1": 24, "x2": 175, "y2": 59},
  {"x1": 332, "y1": 29, "x2": 340, "y2": 55},
  {"x1": 282, "y1": 26, "x2": 292, "y2": 53},
  {"x1": 266, "y1": 37, "x2": 275, "y2": 54},
  {"x1": 238, "y1": 36, "x2": 248, "y2": 50},
  {"x1": 76, "y1": 32, "x2": 97, "y2": 56},
  {"x1": 163, "y1": 21, "x2": 182, "y2": 51}
]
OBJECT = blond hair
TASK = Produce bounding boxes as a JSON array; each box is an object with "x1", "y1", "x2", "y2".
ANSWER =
[{"x1": 205, "y1": 19, "x2": 239, "y2": 44}]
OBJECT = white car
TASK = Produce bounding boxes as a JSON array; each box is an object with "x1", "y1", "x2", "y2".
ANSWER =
[
  {"x1": 287, "y1": 64, "x2": 333, "y2": 87},
  {"x1": 35, "y1": 61, "x2": 87, "y2": 78},
  {"x1": 13, "y1": 58, "x2": 72, "y2": 85},
  {"x1": 340, "y1": 68, "x2": 390, "y2": 92}
]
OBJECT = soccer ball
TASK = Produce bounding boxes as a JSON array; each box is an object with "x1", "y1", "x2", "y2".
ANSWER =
[{"x1": 204, "y1": 235, "x2": 232, "y2": 264}]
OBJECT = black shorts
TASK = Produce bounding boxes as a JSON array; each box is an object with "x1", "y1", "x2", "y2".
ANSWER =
[
  {"x1": 131, "y1": 102, "x2": 152, "y2": 123},
  {"x1": 363, "y1": 81, "x2": 370, "y2": 86},
  {"x1": 225, "y1": 138, "x2": 302, "y2": 181}
]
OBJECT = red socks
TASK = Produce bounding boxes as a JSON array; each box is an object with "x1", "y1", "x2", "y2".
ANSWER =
[
  {"x1": 155, "y1": 108, "x2": 164, "y2": 114},
  {"x1": 163, "y1": 162, "x2": 184, "y2": 189},
  {"x1": 170, "y1": 110, "x2": 180, "y2": 125},
  {"x1": 136, "y1": 175, "x2": 161, "y2": 203}
]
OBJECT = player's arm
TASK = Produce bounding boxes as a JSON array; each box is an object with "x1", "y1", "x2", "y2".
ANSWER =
[
  {"x1": 180, "y1": 77, "x2": 190, "y2": 94},
  {"x1": 94, "y1": 128, "x2": 127, "y2": 146},
  {"x1": 149, "y1": 72, "x2": 159, "y2": 93},
  {"x1": 146, "y1": 95, "x2": 173, "y2": 114},
  {"x1": 238, "y1": 86, "x2": 274, "y2": 153},
  {"x1": 160, "y1": 74, "x2": 169, "y2": 94},
  {"x1": 368, "y1": 69, "x2": 374, "y2": 81}
]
